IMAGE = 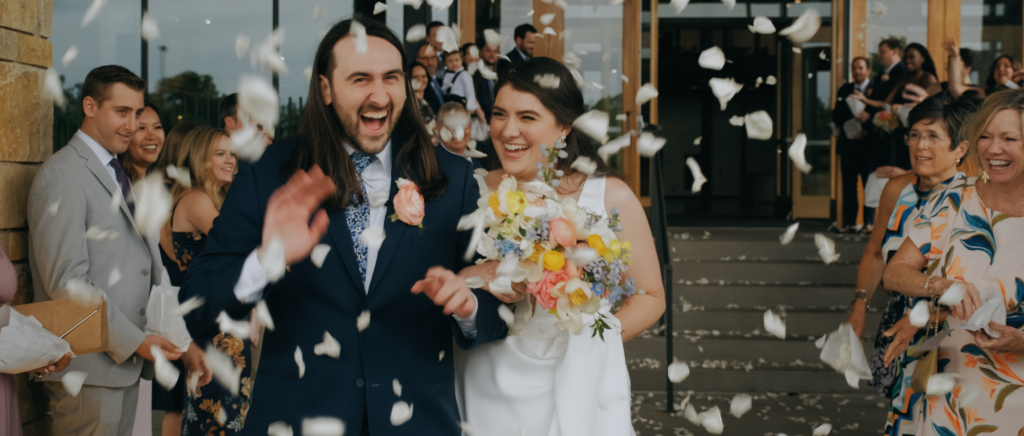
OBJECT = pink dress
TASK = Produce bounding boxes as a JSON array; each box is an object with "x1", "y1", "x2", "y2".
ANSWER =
[{"x1": 0, "y1": 245, "x2": 23, "y2": 436}]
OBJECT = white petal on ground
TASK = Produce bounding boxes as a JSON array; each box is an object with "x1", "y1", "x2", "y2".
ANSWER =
[
  {"x1": 670, "y1": 0, "x2": 689, "y2": 13},
  {"x1": 698, "y1": 46, "x2": 726, "y2": 70},
  {"x1": 46, "y1": 68, "x2": 67, "y2": 109},
  {"x1": 357, "y1": 310, "x2": 371, "y2": 331},
  {"x1": 693, "y1": 136, "x2": 702, "y2": 145},
  {"x1": 814, "y1": 233, "x2": 841, "y2": 264},
  {"x1": 709, "y1": 77, "x2": 743, "y2": 110},
  {"x1": 256, "y1": 300, "x2": 275, "y2": 331},
  {"x1": 302, "y1": 417, "x2": 345, "y2": 436},
  {"x1": 812, "y1": 423, "x2": 833, "y2": 436},
  {"x1": 766, "y1": 75, "x2": 777, "y2": 85},
  {"x1": 61, "y1": 46, "x2": 79, "y2": 68},
  {"x1": 780, "y1": 222, "x2": 799, "y2": 245},
  {"x1": 728, "y1": 116, "x2": 745, "y2": 127},
  {"x1": 165, "y1": 165, "x2": 192, "y2": 188},
  {"x1": 729, "y1": 393, "x2": 752, "y2": 418},
  {"x1": 484, "y1": 29, "x2": 502, "y2": 46},
  {"x1": 359, "y1": 228, "x2": 386, "y2": 251},
  {"x1": 393, "y1": 378, "x2": 402, "y2": 397},
  {"x1": 597, "y1": 135, "x2": 631, "y2": 163},
  {"x1": 151, "y1": 345, "x2": 180, "y2": 391},
  {"x1": 314, "y1": 331, "x2": 341, "y2": 358},
  {"x1": 238, "y1": 75, "x2": 280, "y2": 132},
  {"x1": 295, "y1": 346, "x2": 306, "y2": 378},
  {"x1": 779, "y1": 9, "x2": 821, "y2": 44},
  {"x1": 406, "y1": 24, "x2": 426, "y2": 42},
  {"x1": 435, "y1": 26, "x2": 460, "y2": 52},
  {"x1": 235, "y1": 34, "x2": 251, "y2": 58},
  {"x1": 65, "y1": 279, "x2": 104, "y2": 307},
  {"x1": 637, "y1": 132, "x2": 667, "y2": 157},
  {"x1": 815, "y1": 333, "x2": 827, "y2": 349},
  {"x1": 312, "y1": 4, "x2": 325, "y2": 20},
  {"x1": 788, "y1": 133, "x2": 812, "y2": 174},
  {"x1": 350, "y1": 20, "x2": 368, "y2": 54},
  {"x1": 391, "y1": 401, "x2": 414, "y2": 426},
  {"x1": 926, "y1": 373, "x2": 959, "y2": 396},
  {"x1": 534, "y1": 74, "x2": 561, "y2": 89},
  {"x1": 374, "y1": 2, "x2": 388, "y2": 14},
  {"x1": 540, "y1": 13, "x2": 556, "y2": 25},
  {"x1": 698, "y1": 406, "x2": 725, "y2": 435},
  {"x1": 174, "y1": 296, "x2": 204, "y2": 316},
  {"x1": 108, "y1": 267, "x2": 121, "y2": 287},
  {"x1": 48, "y1": 199, "x2": 61, "y2": 216},
  {"x1": 61, "y1": 371, "x2": 88, "y2": 397},
  {"x1": 205, "y1": 344, "x2": 241, "y2": 395},
  {"x1": 573, "y1": 110, "x2": 610, "y2": 142},
  {"x1": 635, "y1": 83, "x2": 659, "y2": 105},
  {"x1": 685, "y1": 157, "x2": 707, "y2": 193},
  {"x1": 909, "y1": 300, "x2": 930, "y2": 327},
  {"x1": 748, "y1": 16, "x2": 775, "y2": 33},
  {"x1": 311, "y1": 244, "x2": 331, "y2": 268},
  {"x1": 498, "y1": 305, "x2": 515, "y2": 326},
  {"x1": 260, "y1": 236, "x2": 286, "y2": 283},
  {"x1": 667, "y1": 359, "x2": 690, "y2": 383},
  {"x1": 938, "y1": 281, "x2": 965, "y2": 306},
  {"x1": 217, "y1": 311, "x2": 251, "y2": 339},
  {"x1": 764, "y1": 309, "x2": 786, "y2": 339},
  {"x1": 744, "y1": 110, "x2": 773, "y2": 140},
  {"x1": 141, "y1": 12, "x2": 160, "y2": 40},
  {"x1": 81, "y1": 0, "x2": 107, "y2": 28},
  {"x1": 268, "y1": 422, "x2": 293, "y2": 436},
  {"x1": 571, "y1": 157, "x2": 598, "y2": 175},
  {"x1": 683, "y1": 403, "x2": 700, "y2": 425}
]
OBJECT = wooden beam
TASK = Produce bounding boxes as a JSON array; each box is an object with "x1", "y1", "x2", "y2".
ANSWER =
[
  {"x1": 832, "y1": 0, "x2": 844, "y2": 225},
  {"x1": 850, "y1": 0, "x2": 867, "y2": 60},
  {"x1": 649, "y1": 0, "x2": 658, "y2": 126},
  {"x1": 459, "y1": 0, "x2": 475, "y2": 46},
  {"x1": 621, "y1": 0, "x2": 642, "y2": 197},
  {"x1": 532, "y1": 0, "x2": 564, "y2": 61},
  {"x1": 927, "y1": 0, "x2": 960, "y2": 83}
]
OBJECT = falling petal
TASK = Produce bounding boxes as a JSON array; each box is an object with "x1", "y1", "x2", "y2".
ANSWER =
[
  {"x1": 542, "y1": 27, "x2": 557, "y2": 36},
  {"x1": 238, "y1": 75, "x2": 280, "y2": 133},
  {"x1": 269, "y1": 422, "x2": 293, "y2": 436},
  {"x1": 534, "y1": 73, "x2": 561, "y2": 89},
  {"x1": 755, "y1": 76, "x2": 763, "y2": 87},
  {"x1": 45, "y1": 68, "x2": 67, "y2": 109},
  {"x1": 405, "y1": 24, "x2": 426, "y2": 43},
  {"x1": 314, "y1": 331, "x2": 341, "y2": 358},
  {"x1": 909, "y1": 300, "x2": 930, "y2": 327},
  {"x1": 255, "y1": 300, "x2": 275, "y2": 331},
  {"x1": 926, "y1": 373, "x2": 958, "y2": 396},
  {"x1": 141, "y1": 12, "x2": 160, "y2": 40},
  {"x1": 174, "y1": 296, "x2": 204, "y2": 316},
  {"x1": 427, "y1": 0, "x2": 453, "y2": 11},
  {"x1": 463, "y1": 147, "x2": 487, "y2": 159},
  {"x1": 108, "y1": 267, "x2": 121, "y2": 287},
  {"x1": 48, "y1": 199, "x2": 61, "y2": 216},
  {"x1": 151, "y1": 345, "x2": 180, "y2": 391},
  {"x1": 698, "y1": 46, "x2": 726, "y2": 70},
  {"x1": 439, "y1": 350, "x2": 445, "y2": 361},
  {"x1": 693, "y1": 136, "x2": 702, "y2": 145},
  {"x1": 396, "y1": 0, "x2": 425, "y2": 8},
  {"x1": 304, "y1": 66, "x2": 313, "y2": 80},
  {"x1": 819, "y1": 50, "x2": 827, "y2": 60},
  {"x1": 186, "y1": 371, "x2": 200, "y2": 397},
  {"x1": 779, "y1": 222, "x2": 799, "y2": 245},
  {"x1": 359, "y1": 228, "x2": 386, "y2": 251},
  {"x1": 873, "y1": 3, "x2": 888, "y2": 17},
  {"x1": 460, "y1": 422, "x2": 475, "y2": 436},
  {"x1": 637, "y1": 132, "x2": 667, "y2": 157},
  {"x1": 597, "y1": 135, "x2": 631, "y2": 163},
  {"x1": 709, "y1": 77, "x2": 742, "y2": 110},
  {"x1": 573, "y1": 110, "x2": 610, "y2": 142},
  {"x1": 684, "y1": 403, "x2": 700, "y2": 425},
  {"x1": 635, "y1": 83, "x2": 659, "y2": 105},
  {"x1": 667, "y1": 359, "x2": 690, "y2": 383},
  {"x1": 766, "y1": 75, "x2": 777, "y2": 85},
  {"x1": 235, "y1": 34, "x2": 251, "y2": 58},
  {"x1": 85, "y1": 226, "x2": 119, "y2": 241},
  {"x1": 814, "y1": 233, "x2": 840, "y2": 264},
  {"x1": 165, "y1": 165, "x2": 191, "y2": 188},
  {"x1": 217, "y1": 311, "x2": 251, "y2": 339},
  {"x1": 312, "y1": 4, "x2": 325, "y2": 20},
  {"x1": 699, "y1": 406, "x2": 724, "y2": 435},
  {"x1": 779, "y1": 9, "x2": 821, "y2": 44},
  {"x1": 498, "y1": 305, "x2": 514, "y2": 326},
  {"x1": 788, "y1": 133, "x2": 812, "y2": 174},
  {"x1": 311, "y1": 244, "x2": 331, "y2": 268},
  {"x1": 357, "y1": 310, "x2": 371, "y2": 331},
  {"x1": 350, "y1": 20, "x2": 368, "y2": 54},
  {"x1": 720, "y1": 0, "x2": 735, "y2": 9},
  {"x1": 570, "y1": 157, "x2": 598, "y2": 175},
  {"x1": 65, "y1": 279, "x2": 104, "y2": 307},
  {"x1": 295, "y1": 346, "x2": 305, "y2": 378},
  {"x1": 812, "y1": 423, "x2": 832, "y2": 436},
  {"x1": 621, "y1": 74, "x2": 629, "y2": 83},
  {"x1": 464, "y1": 276, "x2": 485, "y2": 288},
  {"x1": 61, "y1": 46, "x2": 79, "y2": 68},
  {"x1": 217, "y1": 407, "x2": 228, "y2": 426},
  {"x1": 302, "y1": 417, "x2": 345, "y2": 436},
  {"x1": 391, "y1": 401, "x2": 414, "y2": 426},
  {"x1": 744, "y1": 110, "x2": 773, "y2": 140},
  {"x1": 792, "y1": 47, "x2": 802, "y2": 53},
  {"x1": 938, "y1": 281, "x2": 965, "y2": 306},
  {"x1": 205, "y1": 344, "x2": 241, "y2": 395},
  {"x1": 540, "y1": 13, "x2": 556, "y2": 25},
  {"x1": 815, "y1": 333, "x2": 827, "y2": 349},
  {"x1": 484, "y1": 29, "x2": 502, "y2": 47},
  {"x1": 81, "y1": 0, "x2": 107, "y2": 28},
  {"x1": 764, "y1": 309, "x2": 786, "y2": 339},
  {"x1": 730, "y1": 393, "x2": 752, "y2": 418},
  {"x1": 435, "y1": 26, "x2": 460, "y2": 52},
  {"x1": 565, "y1": 247, "x2": 599, "y2": 266},
  {"x1": 373, "y1": 2, "x2": 387, "y2": 13},
  {"x1": 728, "y1": 116, "x2": 745, "y2": 127},
  {"x1": 252, "y1": 30, "x2": 287, "y2": 74},
  {"x1": 392, "y1": 378, "x2": 403, "y2": 397},
  {"x1": 749, "y1": 16, "x2": 775, "y2": 33},
  {"x1": 670, "y1": 0, "x2": 689, "y2": 13},
  {"x1": 59, "y1": 371, "x2": 87, "y2": 397},
  {"x1": 260, "y1": 236, "x2": 286, "y2": 283},
  {"x1": 685, "y1": 157, "x2": 707, "y2": 193},
  {"x1": 109, "y1": 193, "x2": 121, "y2": 214},
  {"x1": 478, "y1": 60, "x2": 497, "y2": 80}
]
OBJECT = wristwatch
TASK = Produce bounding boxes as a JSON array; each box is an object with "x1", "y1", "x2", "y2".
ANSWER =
[{"x1": 851, "y1": 289, "x2": 869, "y2": 309}]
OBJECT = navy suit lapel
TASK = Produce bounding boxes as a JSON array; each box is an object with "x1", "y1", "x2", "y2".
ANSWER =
[
  {"x1": 367, "y1": 138, "x2": 410, "y2": 296},
  {"x1": 327, "y1": 209, "x2": 366, "y2": 297}
]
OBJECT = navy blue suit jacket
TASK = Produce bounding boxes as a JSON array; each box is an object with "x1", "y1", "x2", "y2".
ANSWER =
[{"x1": 179, "y1": 137, "x2": 508, "y2": 435}]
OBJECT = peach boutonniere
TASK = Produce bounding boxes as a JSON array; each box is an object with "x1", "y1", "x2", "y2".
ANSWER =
[{"x1": 389, "y1": 178, "x2": 425, "y2": 228}]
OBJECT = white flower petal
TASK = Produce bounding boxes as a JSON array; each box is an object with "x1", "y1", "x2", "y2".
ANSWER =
[
  {"x1": 48, "y1": 199, "x2": 61, "y2": 216},
  {"x1": 295, "y1": 346, "x2": 306, "y2": 378},
  {"x1": 392, "y1": 378, "x2": 402, "y2": 397},
  {"x1": 693, "y1": 136, "x2": 702, "y2": 145},
  {"x1": 635, "y1": 83, "x2": 659, "y2": 105},
  {"x1": 597, "y1": 135, "x2": 631, "y2": 163},
  {"x1": 570, "y1": 157, "x2": 597, "y2": 175},
  {"x1": 909, "y1": 300, "x2": 930, "y2": 327},
  {"x1": 151, "y1": 345, "x2": 180, "y2": 391},
  {"x1": 709, "y1": 77, "x2": 743, "y2": 110},
  {"x1": 238, "y1": 74, "x2": 280, "y2": 132},
  {"x1": 780, "y1": 222, "x2": 799, "y2": 245},
  {"x1": 304, "y1": 66, "x2": 313, "y2": 80},
  {"x1": 350, "y1": 20, "x2": 368, "y2": 54},
  {"x1": 464, "y1": 276, "x2": 485, "y2": 288},
  {"x1": 788, "y1": 133, "x2": 812, "y2": 174},
  {"x1": 427, "y1": 0, "x2": 453, "y2": 11},
  {"x1": 252, "y1": 29, "x2": 288, "y2": 75},
  {"x1": 749, "y1": 16, "x2": 775, "y2": 34},
  {"x1": 815, "y1": 333, "x2": 827, "y2": 349},
  {"x1": 65, "y1": 279, "x2": 104, "y2": 307},
  {"x1": 312, "y1": 5, "x2": 325, "y2": 20},
  {"x1": 81, "y1": 0, "x2": 107, "y2": 28},
  {"x1": 396, "y1": 0, "x2": 424, "y2": 9},
  {"x1": 938, "y1": 281, "x2": 965, "y2": 306},
  {"x1": 165, "y1": 165, "x2": 192, "y2": 188},
  {"x1": 728, "y1": 116, "x2": 745, "y2": 127},
  {"x1": 542, "y1": 27, "x2": 557, "y2": 36},
  {"x1": 720, "y1": 0, "x2": 735, "y2": 9},
  {"x1": 478, "y1": 60, "x2": 497, "y2": 80},
  {"x1": 406, "y1": 24, "x2": 426, "y2": 42},
  {"x1": 358, "y1": 228, "x2": 386, "y2": 251},
  {"x1": 744, "y1": 110, "x2": 773, "y2": 140},
  {"x1": 565, "y1": 247, "x2": 599, "y2": 266},
  {"x1": 814, "y1": 233, "x2": 840, "y2": 264},
  {"x1": 61, "y1": 46, "x2": 79, "y2": 68},
  {"x1": 766, "y1": 75, "x2": 777, "y2": 85},
  {"x1": 205, "y1": 344, "x2": 241, "y2": 395},
  {"x1": 637, "y1": 132, "x2": 667, "y2": 157},
  {"x1": 667, "y1": 359, "x2": 690, "y2": 383},
  {"x1": 435, "y1": 26, "x2": 460, "y2": 52},
  {"x1": 685, "y1": 157, "x2": 707, "y2": 193},
  {"x1": 311, "y1": 244, "x2": 331, "y2": 268},
  {"x1": 729, "y1": 393, "x2": 752, "y2": 418},
  {"x1": 498, "y1": 304, "x2": 515, "y2": 326},
  {"x1": 390, "y1": 401, "x2": 414, "y2": 426},
  {"x1": 314, "y1": 331, "x2": 341, "y2": 358},
  {"x1": 438, "y1": 350, "x2": 445, "y2": 361},
  {"x1": 61, "y1": 371, "x2": 88, "y2": 397},
  {"x1": 374, "y1": 2, "x2": 387, "y2": 14},
  {"x1": 779, "y1": 9, "x2": 821, "y2": 44},
  {"x1": 108, "y1": 267, "x2": 121, "y2": 287},
  {"x1": 489, "y1": 277, "x2": 513, "y2": 295},
  {"x1": 256, "y1": 300, "x2": 275, "y2": 331},
  {"x1": 698, "y1": 406, "x2": 724, "y2": 434},
  {"x1": 357, "y1": 310, "x2": 371, "y2": 331},
  {"x1": 174, "y1": 296, "x2": 204, "y2": 317},
  {"x1": 764, "y1": 309, "x2": 786, "y2": 339},
  {"x1": 670, "y1": 0, "x2": 689, "y2": 13},
  {"x1": 812, "y1": 423, "x2": 832, "y2": 436},
  {"x1": 698, "y1": 46, "x2": 726, "y2": 70},
  {"x1": 573, "y1": 110, "x2": 610, "y2": 142},
  {"x1": 45, "y1": 68, "x2": 67, "y2": 109},
  {"x1": 684, "y1": 403, "x2": 700, "y2": 425},
  {"x1": 217, "y1": 311, "x2": 251, "y2": 339},
  {"x1": 260, "y1": 236, "x2": 286, "y2": 283},
  {"x1": 235, "y1": 34, "x2": 250, "y2": 58},
  {"x1": 540, "y1": 13, "x2": 556, "y2": 25},
  {"x1": 141, "y1": 12, "x2": 160, "y2": 40},
  {"x1": 534, "y1": 73, "x2": 561, "y2": 89},
  {"x1": 926, "y1": 373, "x2": 959, "y2": 397},
  {"x1": 302, "y1": 417, "x2": 345, "y2": 436}
]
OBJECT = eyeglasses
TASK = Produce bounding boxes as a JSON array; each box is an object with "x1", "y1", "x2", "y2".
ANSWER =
[{"x1": 904, "y1": 131, "x2": 950, "y2": 148}]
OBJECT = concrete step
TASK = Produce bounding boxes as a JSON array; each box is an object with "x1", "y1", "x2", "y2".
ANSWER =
[
  {"x1": 631, "y1": 391, "x2": 888, "y2": 436},
  {"x1": 630, "y1": 366, "x2": 876, "y2": 393},
  {"x1": 672, "y1": 285, "x2": 889, "y2": 310},
  {"x1": 668, "y1": 226, "x2": 868, "y2": 242},
  {"x1": 669, "y1": 238, "x2": 866, "y2": 262},
  {"x1": 671, "y1": 261, "x2": 859, "y2": 286},
  {"x1": 624, "y1": 337, "x2": 874, "y2": 367},
  {"x1": 667, "y1": 311, "x2": 884, "y2": 339}
]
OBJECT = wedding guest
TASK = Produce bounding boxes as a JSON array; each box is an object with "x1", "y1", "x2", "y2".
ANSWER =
[
  {"x1": 119, "y1": 103, "x2": 164, "y2": 182},
  {"x1": 850, "y1": 37, "x2": 907, "y2": 172},
  {"x1": 832, "y1": 56, "x2": 877, "y2": 233},
  {"x1": 941, "y1": 39, "x2": 985, "y2": 98},
  {"x1": 441, "y1": 49, "x2": 488, "y2": 124},
  {"x1": 0, "y1": 244, "x2": 23, "y2": 436},
  {"x1": 408, "y1": 61, "x2": 437, "y2": 130},
  {"x1": 178, "y1": 19, "x2": 508, "y2": 434},
  {"x1": 476, "y1": 41, "x2": 499, "y2": 123},
  {"x1": 883, "y1": 88, "x2": 1024, "y2": 435},
  {"x1": 416, "y1": 43, "x2": 444, "y2": 113},
  {"x1": 985, "y1": 55, "x2": 1024, "y2": 95},
  {"x1": 426, "y1": 21, "x2": 447, "y2": 79},
  {"x1": 497, "y1": 24, "x2": 536, "y2": 79},
  {"x1": 434, "y1": 102, "x2": 485, "y2": 169},
  {"x1": 457, "y1": 57, "x2": 665, "y2": 436},
  {"x1": 27, "y1": 65, "x2": 182, "y2": 436}
]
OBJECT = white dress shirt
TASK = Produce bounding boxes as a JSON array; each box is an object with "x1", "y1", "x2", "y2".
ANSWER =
[
  {"x1": 232, "y1": 141, "x2": 478, "y2": 335},
  {"x1": 441, "y1": 67, "x2": 480, "y2": 111},
  {"x1": 855, "y1": 78, "x2": 870, "y2": 94}
]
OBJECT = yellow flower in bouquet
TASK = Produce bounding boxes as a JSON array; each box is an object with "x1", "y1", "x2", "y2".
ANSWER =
[
  {"x1": 587, "y1": 234, "x2": 607, "y2": 256},
  {"x1": 507, "y1": 191, "x2": 528, "y2": 214},
  {"x1": 542, "y1": 250, "x2": 565, "y2": 271}
]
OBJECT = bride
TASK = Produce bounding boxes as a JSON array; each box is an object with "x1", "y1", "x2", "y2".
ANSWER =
[{"x1": 455, "y1": 58, "x2": 666, "y2": 436}]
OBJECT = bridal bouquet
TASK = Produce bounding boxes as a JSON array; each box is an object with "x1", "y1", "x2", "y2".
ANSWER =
[
  {"x1": 460, "y1": 142, "x2": 635, "y2": 339},
  {"x1": 872, "y1": 110, "x2": 898, "y2": 135}
]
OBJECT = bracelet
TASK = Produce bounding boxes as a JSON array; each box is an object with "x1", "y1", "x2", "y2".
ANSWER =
[
  {"x1": 924, "y1": 276, "x2": 940, "y2": 298},
  {"x1": 851, "y1": 289, "x2": 870, "y2": 309}
]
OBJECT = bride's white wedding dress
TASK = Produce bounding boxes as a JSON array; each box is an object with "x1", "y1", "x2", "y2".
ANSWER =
[{"x1": 456, "y1": 176, "x2": 635, "y2": 436}]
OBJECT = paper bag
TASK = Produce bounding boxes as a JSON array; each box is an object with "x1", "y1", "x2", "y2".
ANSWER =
[
  {"x1": 15, "y1": 299, "x2": 108, "y2": 355},
  {"x1": 0, "y1": 305, "x2": 74, "y2": 374},
  {"x1": 144, "y1": 267, "x2": 192, "y2": 352},
  {"x1": 845, "y1": 97, "x2": 866, "y2": 117}
]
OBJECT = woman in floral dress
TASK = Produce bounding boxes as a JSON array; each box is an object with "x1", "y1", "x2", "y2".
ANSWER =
[{"x1": 884, "y1": 89, "x2": 1024, "y2": 435}]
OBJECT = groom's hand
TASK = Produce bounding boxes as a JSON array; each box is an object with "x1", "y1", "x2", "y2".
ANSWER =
[
  {"x1": 412, "y1": 267, "x2": 477, "y2": 318},
  {"x1": 260, "y1": 165, "x2": 337, "y2": 266}
]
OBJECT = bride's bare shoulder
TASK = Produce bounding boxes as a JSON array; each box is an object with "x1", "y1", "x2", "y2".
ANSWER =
[{"x1": 603, "y1": 176, "x2": 640, "y2": 208}]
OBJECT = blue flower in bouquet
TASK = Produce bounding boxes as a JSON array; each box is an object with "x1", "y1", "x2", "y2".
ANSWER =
[
  {"x1": 607, "y1": 284, "x2": 625, "y2": 305},
  {"x1": 525, "y1": 219, "x2": 550, "y2": 243},
  {"x1": 592, "y1": 282, "x2": 605, "y2": 297},
  {"x1": 584, "y1": 257, "x2": 609, "y2": 282},
  {"x1": 496, "y1": 239, "x2": 520, "y2": 256},
  {"x1": 623, "y1": 278, "x2": 636, "y2": 294}
]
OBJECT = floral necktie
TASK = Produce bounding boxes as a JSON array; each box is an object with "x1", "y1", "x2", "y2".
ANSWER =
[{"x1": 346, "y1": 151, "x2": 378, "y2": 284}]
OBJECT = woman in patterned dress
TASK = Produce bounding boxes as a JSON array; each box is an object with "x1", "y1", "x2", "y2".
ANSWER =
[{"x1": 884, "y1": 89, "x2": 1024, "y2": 435}]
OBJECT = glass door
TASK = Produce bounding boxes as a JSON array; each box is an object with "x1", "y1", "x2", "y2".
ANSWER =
[{"x1": 790, "y1": 32, "x2": 832, "y2": 219}]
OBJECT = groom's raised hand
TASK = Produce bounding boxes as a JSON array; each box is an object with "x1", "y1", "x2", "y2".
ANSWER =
[
  {"x1": 260, "y1": 165, "x2": 337, "y2": 266},
  {"x1": 412, "y1": 267, "x2": 477, "y2": 318}
]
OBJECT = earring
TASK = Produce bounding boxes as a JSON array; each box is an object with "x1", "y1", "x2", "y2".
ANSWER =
[
  {"x1": 554, "y1": 135, "x2": 567, "y2": 150},
  {"x1": 956, "y1": 158, "x2": 961, "y2": 166},
  {"x1": 981, "y1": 171, "x2": 990, "y2": 183}
]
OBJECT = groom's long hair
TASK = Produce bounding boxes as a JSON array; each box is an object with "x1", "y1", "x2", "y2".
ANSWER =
[{"x1": 283, "y1": 18, "x2": 446, "y2": 212}]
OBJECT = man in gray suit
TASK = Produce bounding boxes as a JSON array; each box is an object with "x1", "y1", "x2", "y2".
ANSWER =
[{"x1": 27, "y1": 65, "x2": 184, "y2": 435}]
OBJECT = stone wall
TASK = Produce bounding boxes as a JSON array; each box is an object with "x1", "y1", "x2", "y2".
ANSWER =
[{"x1": 0, "y1": 0, "x2": 55, "y2": 434}]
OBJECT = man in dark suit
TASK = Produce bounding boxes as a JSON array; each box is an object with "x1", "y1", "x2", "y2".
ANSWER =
[
  {"x1": 416, "y1": 42, "x2": 444, "y2": 113},
  {"x1": 497, "y1": 24, "x2": 537, "y2": 80},
  {"x1": 832, "y1": 56, "x2": 876, "y2": 232},
  {"x1": 473, "y1": 41, "x2": 498, "y2": 123},
  {"x1": 852, "y1": 37, "x2": 909, "y2": 171},
  {"x1": 180, "y1": 19, "x2": 507, "y2": 436}
]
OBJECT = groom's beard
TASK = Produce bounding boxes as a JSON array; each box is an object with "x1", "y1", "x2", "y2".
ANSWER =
[{"x1": 334, "y1": 96, "x2": 401, "y2": 155}]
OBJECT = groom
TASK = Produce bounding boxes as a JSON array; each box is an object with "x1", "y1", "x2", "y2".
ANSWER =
[{"x1": 179, "y1": 19, "x2": 508, "y2": 435}]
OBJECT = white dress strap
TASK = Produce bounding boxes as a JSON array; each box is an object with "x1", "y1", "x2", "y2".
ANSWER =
[{"x1": 576, "y1": 176, "x2": 606, "y2": 218}]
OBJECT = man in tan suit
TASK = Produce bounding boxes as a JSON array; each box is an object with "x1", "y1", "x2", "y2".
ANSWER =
[{"x1": 27, "y1": 65, "x2": 183, "y2": 435}]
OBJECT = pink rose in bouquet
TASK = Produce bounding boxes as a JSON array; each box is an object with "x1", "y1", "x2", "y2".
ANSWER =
[
  {"x1": 527, "y1": 267, "x2": 570, "y2": 310},
  {"x1": 547, "y1": 217, "x2": 577, "y2": 247}
]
